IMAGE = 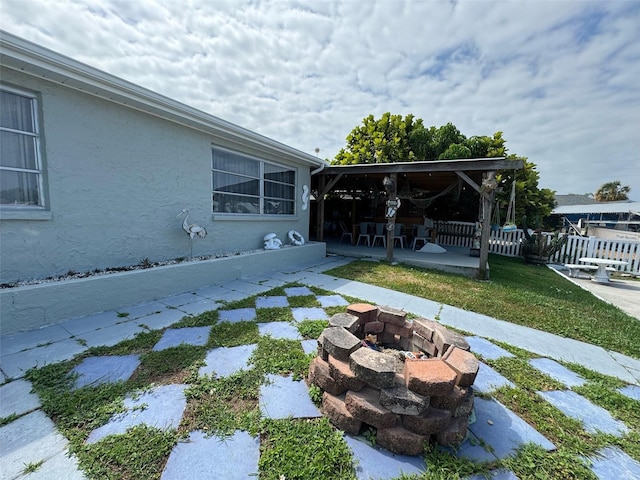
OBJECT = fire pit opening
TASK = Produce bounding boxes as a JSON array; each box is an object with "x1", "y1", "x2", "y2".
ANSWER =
[{"x1": 308, "y1": 303, "x2": 479, "y2": 456}]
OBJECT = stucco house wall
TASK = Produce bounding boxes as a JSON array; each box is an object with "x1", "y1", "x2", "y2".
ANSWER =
[{"x1": 0, "y1": 32, "x2": 324, "y2": 285}]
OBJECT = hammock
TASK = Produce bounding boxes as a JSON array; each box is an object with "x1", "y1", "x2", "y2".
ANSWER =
[{"x1": 401, "y1": 180, "x2": 460, "y2": 210}]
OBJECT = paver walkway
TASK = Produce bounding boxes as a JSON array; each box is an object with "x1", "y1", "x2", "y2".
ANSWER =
[{"x1": 1, "y1": 255, "x2": 639, "y2": 479}]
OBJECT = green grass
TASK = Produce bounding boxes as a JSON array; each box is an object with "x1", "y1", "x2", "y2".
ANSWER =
[
  {"x1": 20, "y1": 279, "x2": 640, "y2": 479},
  {"x1": 325, "y1": 255, "x2": 640, "y2": 358}
]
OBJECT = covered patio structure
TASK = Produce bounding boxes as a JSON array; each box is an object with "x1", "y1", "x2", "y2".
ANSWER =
[{"x1": 312, "y1": 158, "x2": 524, "y2": 279}]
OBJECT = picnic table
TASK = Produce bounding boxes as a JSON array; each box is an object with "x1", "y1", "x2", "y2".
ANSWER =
[{"x1": 578, "y1": 257, "x2": 629, "y2": 284}]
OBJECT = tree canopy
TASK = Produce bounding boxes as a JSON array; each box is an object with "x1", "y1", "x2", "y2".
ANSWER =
[
  {"x1": 594, "y1": 181, "x2": 630, "y2": 202},
  {"x1": 332, "y1": 113, "x2": 556, "y2": 227}
]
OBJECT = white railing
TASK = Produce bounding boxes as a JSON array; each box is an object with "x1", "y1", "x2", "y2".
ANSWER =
[{"x1": 433, "y1": 221, "x2": 640, "y2": 275}]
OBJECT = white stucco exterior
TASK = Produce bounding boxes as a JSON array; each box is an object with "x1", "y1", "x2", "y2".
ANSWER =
[{"x1": 0, "y1": 32, "x2": 326, "y2": 285}]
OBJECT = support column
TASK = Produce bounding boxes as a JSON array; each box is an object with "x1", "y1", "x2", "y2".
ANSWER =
[
  {"x1": 478, "y1": 172, "x2": 496, "y2": 280},
  {"x1": 316, "y1": 175, "x2": 326, "y2": 242},
  {"x1": 385, "y1": 173, "x2": 398, "y2": 263}
]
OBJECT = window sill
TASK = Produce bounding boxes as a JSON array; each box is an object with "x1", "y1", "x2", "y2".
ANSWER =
[
  {"x1": 211, "y1": 213, "x2": 299, "y2": 222},
  {"x1": 0, "y1": 208, "x2": 53, "y2": 221}
]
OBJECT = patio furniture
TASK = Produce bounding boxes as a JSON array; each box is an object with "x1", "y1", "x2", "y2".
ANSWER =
[
  {"x1": 372, "y1": 223, "x2": 386, "y2": 247},
  {"x1": 356, "y1": 222, "x2": 371, "y2": 247},
  {"x1": 339, "y1": 221, "x2": 353, "y2": 244},
  {"x1": 393, "y1": 223, "x2": 407, "y2": 249},
  {"x1": 412, "y1": 225, "x2": 429, "y2": 250},
  {"x1": 578, "y1": 257, "x2": 629, "y2": 284}
]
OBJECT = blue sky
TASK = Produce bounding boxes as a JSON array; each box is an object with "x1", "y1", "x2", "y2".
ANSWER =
[{"x1": 2, "y1": 0, "x2": 639, "y2": 198}]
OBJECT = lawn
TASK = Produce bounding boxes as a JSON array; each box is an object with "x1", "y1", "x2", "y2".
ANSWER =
[
  {"x1": 18, "y1": 270, "x2": 640, "y2": 479},
  {"x1": 325, "y1": 254, "x2": 640, "y2": 359}
]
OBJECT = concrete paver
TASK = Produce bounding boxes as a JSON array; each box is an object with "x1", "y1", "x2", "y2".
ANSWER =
[
  {"x1": 464, "y1": 336, "x2": 515, "y2": 361},
  {"x1": 291, "y1": 307, "x2": 328, "y2": 322},
  {"x1": 472, "y1": 362, "x2": 515, "y2": 393},
  {"x1": 218, "y1": 308, "x2": 256, "y2": 323},
  {"x1": 255, "y1": 295, "x2": 289, "y2": 308},
  {"x1": 588, "y1": 446, "x2": 640, "y2": 480},
  {"x1": 257, "y1": 322, "x2": 302, "y2": 340},
  {"x1": 75, "y1": 321, "x2": 144, "y2": 349},
  {"x1": 618, "y1": 385, "x2": 640, "y2": 401},
  {"x1": 0, "y1": 379, "x2": 40, "y2": 418},
  {"x1": 152, "y1": 326, "x2": 211, "y2": 351},
  {"x1": 344, "y1": 435, "x2": 426, "y2": 480},
  {"x1": 1, "y1": 339, "x2": 87, "y2": 379},
  {"x1": 528, "y1": 358, "x2": 586, "y2": 388},
  {"x1": 71, "y1": 355, "x2": 140, "y2": 389},
  {"x1": 259, "y1": 374, "x2": 321, "y2": 419},
  {"x1": 199, "y1": 344, "x2": 256, "y2": 378}
]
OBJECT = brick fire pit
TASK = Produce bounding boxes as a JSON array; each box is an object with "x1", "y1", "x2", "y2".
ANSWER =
[{"x1": 308, "y1": 303, "x2": 479, "y2": 456}]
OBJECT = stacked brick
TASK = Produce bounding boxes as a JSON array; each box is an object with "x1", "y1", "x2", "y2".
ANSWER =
[{"x1": 308, "y1": 303, "x2": 479, "y2": 456}]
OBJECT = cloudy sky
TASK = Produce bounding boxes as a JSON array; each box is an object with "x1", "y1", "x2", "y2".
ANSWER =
[{"x1": 2, "y1": 0, "x2": 639, "y2": 199}]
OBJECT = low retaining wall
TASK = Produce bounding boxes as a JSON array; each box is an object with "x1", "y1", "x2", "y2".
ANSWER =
[{"x1": 1, "y1": 242, "x2": 326, "y2": 334}]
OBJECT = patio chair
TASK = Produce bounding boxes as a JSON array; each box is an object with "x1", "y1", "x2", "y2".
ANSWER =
[
  {"x1": 412, "y1": 225, "x2": 429, "y2": 250},
  {"x1": 356, "y1": 222, "x2": 371, "y2": 247},
  {"x1": 393, "y1": 223, "x2": 406, "y2": 249},
  {"x1": 372, "y1": 222, "x2": 386, "y2": 247},
  {"x1": 339, "y1": 221, "x2": 353, "y2": 244}
]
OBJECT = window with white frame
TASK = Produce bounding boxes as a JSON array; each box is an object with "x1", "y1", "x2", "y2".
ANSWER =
[
  {"x1": 212, "y1": 148, "x2": 296, "y2": 215},
  {"x1": 0, "y1": 87, "x2": 44, "y2": 207}
]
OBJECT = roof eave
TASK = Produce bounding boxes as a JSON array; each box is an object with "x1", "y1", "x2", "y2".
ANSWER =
[{"x1": 0, "y1": 30, "x2": 327, "y2": 169}]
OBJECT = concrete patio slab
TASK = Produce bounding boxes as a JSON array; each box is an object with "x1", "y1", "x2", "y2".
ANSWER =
[
  {"x1": 87, "y1": 384, "x2": 187, "y2": 444},
  {"x1": 260, "y1": 374, "x2": 321, "y2": 419},
  {"x1": 528, "y1": 358, "x2": 586, "y2": 388},
  {"x1": 18, "y1": 447, "x2": 87, "y2": 480},
  {"x1": 192, "y1": 285, "x2": 235, "y2": 299},
  {"x1": 199, "y1": 344, "x2": 257, "y2": 377},
  {"x1": 588, "y1": 446, "x2": 640, "y2": 480},
  {"x1": 464, "y1": 336, "x2": 515, "y2": 361},
  {"x1": 76, "y1": 320, "x2": 144, "y2": 349},
  {"x1": 301, "y1": 339, "x2": 318, "y2": 355},
  {"x1": 159, "y1": 292, "x2": 201, "y2": 308},
  {"x1": 0, "y1": 410, "x2": 69, "y2": 480},
  {"x1": 60, "y1": 310, "x2": 123, "y2": 336},
  {"x1": 618, "y1": 384, "x2": 640, "y2": 401},
  {"x1": 161, "y1": 430, "x2": 259, "y2": 480},
  {"x1": 223, "y1": 280, "x2": 271, "y2": 296},
  {"x1": 241, "y1": 274, "x2": 288, "y2": 288},
  {"x1": 442, "y1": 430, "x2": 498, "y2": 463},
  {"x1": 70, "y1": 355, "x2": 140, "y2": 389},
  {"x1": 258, "y1": 322, "x2": 302, "y2": 340},
  {"x1": 291, "y1": 307, "x2": 329, "y2": 322},
  {"x1": 316, "y1": 294, "x2": 349, "y2": 307},
  {"x1": 344, "y1": 435, "x2": 426, "y2": 480},
  {"x1": 284, "y1": 286, "x2": 314, "y2": 297},
  {"x1": 538, "y1": 390, "x2": 629, "y2": 436},
  {"x1": 176, "y1": 299, "x2": 221, "y2": 316},
  {"x1": 469, "y1": 398, "x2": 556, "y2": 459},
  {"x1": 1, "y1": 339, "x2": 87, "y2": 379},
  {"x1": 152, "y1": 326, "x2": 211, "y2": 351},
  {"x1": 472, "y1": 363, "x2": 515, "y2": 393},
  {"x1": 134, "y1": 308, "x2": 186, "y2": 330},
  {"x1": 256, "y1": 296, "x2": 289, "y2": 308},
  {"x1": 0, "y1": 379, "x2": 41, "y2": 418},
  {"x1": 0, "y1": 324, "x2": 72, "y2": 357},
  {"x1": 218, "y1": 308, "x2": 257, "y2": 323},
  {"x1": 118, "y1": 300, "x2": 167, "y2": 320}
]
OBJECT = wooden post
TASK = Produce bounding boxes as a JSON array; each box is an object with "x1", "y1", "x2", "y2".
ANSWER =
[
  {"x1": 385, "y1": 173, "x2": 398, "y2": 263},
  {"x1": 478, "y1": 172, "x2": 495, "y2": 280}
]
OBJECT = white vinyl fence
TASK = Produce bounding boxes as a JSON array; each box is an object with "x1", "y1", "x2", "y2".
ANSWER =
[{"x1": 433, "y1": 221, "x2": 640, "y2": 276}]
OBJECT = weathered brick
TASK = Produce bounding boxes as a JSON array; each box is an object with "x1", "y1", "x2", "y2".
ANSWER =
[
  {"x1": 380, "y1": 384, "x2": 429, "y2": 415},
  {"x1": 363, "y1": 321, "x2": 385, "y2": 334},
  {"x1": 436, "y1": 416, "x2": 468, "y2": 447},
  {"x1": 404, "y1": 358, "x2": 457, "y2": 397},
  {"x1": 377, "y1": 425, "x2": 427, "y2": 456},
  {"x1": 329, "y1": 313, "x2": 360, "y2": 334},
  {"x1": 430, "y1": 386, "x2": 468, "y2": 411},
  {"x1": 412, "y1": 318, "x2": 437, "y2": 341},
  {"x1": 402, "y1": 407, "x2": 451, "y2": 435},
  {"x1": 319, "y1": 326, "x2": 361, "y2": 362},
  {"x1": 349, "y1": 348, "x2": 396, "y2": 388},
  {"x1": 443, "y1": 346, "x2": 479, "y2": 387},
  {"x1": 347, "y1": 303, "x2": 378, "y2": 324},
  {"x1": 384, "y1": 319, "x2": 413, "y2": 338},
  {"x1": 453, "y1": 388, "x2": 474, "y2": 418},
  {"x1": 345, "y1": 388, "x2": 396, "y2": 428},
  {"x1": 328, "y1": 355, "x2": 366, "y2": 392},
  {"x1": 380, "y1": 332, "x2": 399, "y2": 345},
  {"x1": 398, "y1": 336, "x2": 413, "y2": 351},
  {"x1": 433, "y1": 327, "x2": 470, "y2": 355},
  {"x1": 377, "y1": 305, "x2": 407, "y2": 326},
  {"x1": 322, "y1": 392, "x2": 362, "y2": 435},
  {"x1": 308, "y1": 357, "x2": 345, "y2": 395}
]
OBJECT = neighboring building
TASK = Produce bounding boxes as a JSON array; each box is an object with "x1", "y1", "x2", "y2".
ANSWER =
[
  {"x1": 0, "y1": 31, "x2": 327, "y2": 285},
  {"x1": 554, "y1": 194, "x2": 599, "y2": 207},
  {"x1": 552, "y1": 202, "x2": 640, "y2": 240}
]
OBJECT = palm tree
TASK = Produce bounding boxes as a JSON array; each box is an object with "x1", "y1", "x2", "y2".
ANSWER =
[{"x1": 594, "y1": 181, "x2": 630, "y2": 202}]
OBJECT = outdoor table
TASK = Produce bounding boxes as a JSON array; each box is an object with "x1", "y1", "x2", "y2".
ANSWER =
[{"x1": 578, "y1": 257, "x2": 629, "y2": 284}]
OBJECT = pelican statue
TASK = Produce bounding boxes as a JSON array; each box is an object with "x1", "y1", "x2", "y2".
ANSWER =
[{"x1": 177, "y1": 209, "x2": 207, "y2": 239}]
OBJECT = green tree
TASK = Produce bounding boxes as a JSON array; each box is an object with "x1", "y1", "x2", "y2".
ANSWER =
[
  {"x1": 333, "y1": 114, "x2": 556, "y2": 226},
  {"x1": 594, "y1": 181, "x2": 630, "y2": 202}
]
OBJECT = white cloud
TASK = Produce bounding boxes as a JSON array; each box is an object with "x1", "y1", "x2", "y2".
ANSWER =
[{"x1": 1, "y1": 0, "x2": 638, "y2": 197}]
